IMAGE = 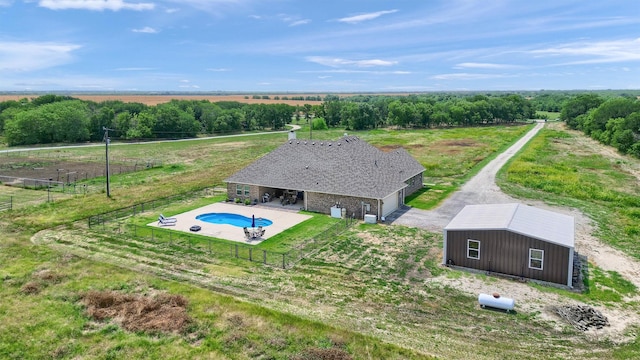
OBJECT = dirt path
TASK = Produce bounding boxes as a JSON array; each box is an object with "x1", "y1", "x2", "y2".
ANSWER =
[
  {"x1": 388, "y1": 121, "x2": 640, "y2": 340},
  {"x1": 389, "y1": 121, "x2": 640, "y2": 289},
  {"x1": 387, "y1": 121, "x2": 545, "y2": 231}
]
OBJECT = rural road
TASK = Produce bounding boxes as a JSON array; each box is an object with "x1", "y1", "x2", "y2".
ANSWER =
[
  {"x1": 0, "y1": 125, "x2": 302, "y2": 154},
  {"x1": 387, "y1": 121, "x2": 545, "y2": 230}
]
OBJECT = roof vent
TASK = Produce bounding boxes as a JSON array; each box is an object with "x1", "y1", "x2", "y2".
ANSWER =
[
  {"x1": 297, "y1": 141, "x2": 300, "y2": 144},
  {"x1": 312, "y1": 142, "x2": 315, "y2": 145},
  {"x1": 328, "y1": 143, "x2": 332, "y2": 146},
  {"x1": 304, "y1": 141, "x2": 307, "y2": 145}
]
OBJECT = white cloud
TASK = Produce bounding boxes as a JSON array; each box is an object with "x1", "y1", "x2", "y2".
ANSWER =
[
  {"x1": 276, "y1": 14, "x2": 311, "y2": 27},
  {"x1": 132, "y1": 26, "x2": 158, "y2": 33},
  {"x1": 38, "y1": 0, "x2": 155, "y2": 11},
  {"x1": 206, "y1": 68, "x2": 230, "y2": 72},
  {"x1": 0, "y1": 41, "x2": 81, "y2": 72},
  {"x1": 455, "y1": 62, "x2": 522, "y2": 69},
  {"x1": 0, "y1": 0, "x2": 13, "y2": 7},
  {"x1": 531, "y1": 37, "x2": 640, "y2": 65},
  {"x1": 337, "y1": 9, "x2": 398, "y2": 24},
  {"x1": 289, "y1": 19, "x2": 310, "y2": 27},
  {"x1": 431, "y1": 73, "x2": 506, "y2": 80},
  {"x1": 114, "y1": 67, "x2": 156, "y2": 71},
  {"x1": 306, "y1": 56, "x2": 397, "y2": 67}
]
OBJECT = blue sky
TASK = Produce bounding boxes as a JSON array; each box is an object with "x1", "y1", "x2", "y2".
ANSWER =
[{"x1": 1, "y1": 0, "x2": 639, "y2": 92}]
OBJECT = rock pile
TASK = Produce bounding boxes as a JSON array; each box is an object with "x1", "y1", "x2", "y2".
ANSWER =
[{"x1": 549, "y1": 305, "x2": 609, "y2": 331}]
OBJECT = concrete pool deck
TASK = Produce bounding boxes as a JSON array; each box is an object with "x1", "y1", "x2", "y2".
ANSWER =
[{"x1": 147, "y1": 202, "x2": 312, "y2": 244}]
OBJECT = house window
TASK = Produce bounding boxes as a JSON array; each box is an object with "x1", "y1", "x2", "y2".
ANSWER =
[
  {"x1": 529, "y1": 249, "x2": 544, "y2": 270},
  {"x1": 467, "y1": 239, "x2": 480, "y2": 260},
  {"x1": 235, "y1": 185, "x2": 250, "y2": 196}
]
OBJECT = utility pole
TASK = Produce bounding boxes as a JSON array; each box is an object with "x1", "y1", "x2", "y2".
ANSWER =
[{"x1": 103, "y1": 127, "x2": 114, "y2": 197}]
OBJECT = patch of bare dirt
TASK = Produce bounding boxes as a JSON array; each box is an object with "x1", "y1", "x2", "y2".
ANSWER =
[
  {"x1": 292, "y1": 347, "x2": 353, "y2": 360},
  {"x1": 82, "y1": 290, "x2": 190, "y2": 333},
  {"x1": 429, "y1": 139, "x2": 480, "y2": 154},
  {"x1": 432, "y1": 272, "x2": 638, "y2": 343},
  {"x1": 379, "y1": 144, "x2": 425, "y2": 152}
]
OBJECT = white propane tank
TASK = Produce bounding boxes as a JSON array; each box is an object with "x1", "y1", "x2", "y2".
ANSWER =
[{"x1": 478, "y1": 293, "x2": 515, "y2": 312}]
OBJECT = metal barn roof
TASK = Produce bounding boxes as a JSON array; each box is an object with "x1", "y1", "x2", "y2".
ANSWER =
[{"x1": 444, "y1": 203, "x2": 575, "y2": 248}]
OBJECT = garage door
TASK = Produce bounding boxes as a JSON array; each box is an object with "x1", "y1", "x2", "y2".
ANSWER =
[{"x1": 382, "y1": 191, "x2": 399, "y2": 217}]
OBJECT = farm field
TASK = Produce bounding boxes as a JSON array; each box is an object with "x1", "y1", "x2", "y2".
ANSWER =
[
  {"x1": 0, "y1": 93, "x2": 351, "y2": 106},
  {"x1": 1, "y1": 122, "x2": 640, "y2": 359}
]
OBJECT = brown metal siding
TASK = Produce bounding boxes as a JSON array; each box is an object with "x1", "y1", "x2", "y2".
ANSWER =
[{"x1": 445, "y1": 230, "x2": 570, "y2": 285}]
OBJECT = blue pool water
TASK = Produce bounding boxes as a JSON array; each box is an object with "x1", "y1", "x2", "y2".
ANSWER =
[{"x1": 195, "y1": 213, "x2": 273, "y2": 228}]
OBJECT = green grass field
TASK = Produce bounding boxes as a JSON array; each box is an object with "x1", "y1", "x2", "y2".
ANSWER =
[{"x1": 2, "y1": 122, "x2": 640, "y2": 359}]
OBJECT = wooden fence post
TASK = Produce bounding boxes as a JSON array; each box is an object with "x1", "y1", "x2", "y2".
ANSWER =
[
  {"x1": 235, "y1": 244, "x2": 238, "y2": 258},
  {"x1": 249, "y1": 248, "x2": 252, "y2": 262},
  {"x1": 282, "y1": 254, "x2": 286, "y2": 269},
  {"x1": 263, "y1": 250, "x2": 266, "y2": 264}
]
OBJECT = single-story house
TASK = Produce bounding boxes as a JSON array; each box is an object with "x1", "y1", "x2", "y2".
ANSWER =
[
  {"x1": 443, "y1": 203, "x2": 575, "y2": 287},
  {"x1": 224, "y1": 135, "x2": 425, "y2": 221}
]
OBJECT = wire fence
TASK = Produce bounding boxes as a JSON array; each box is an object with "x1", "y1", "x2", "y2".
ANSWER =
[
  {"x1": 86, "y1": 189, "x2": 357, "y2": 269},
  {"x1": 102, "y1": 222, "x2": 290, "y2": 268},
  {"x1": 0, "y1": 196, "x2": 12, "y2": 212},
  {"x1": 284, "y1": 216, "x2": 357, "y2": 267},
  {"x1": 87, "y1": 188, "x2": 223, "y2": 227},
  {"x1": 0, "y1": 176, "x2": 65, "y2": 191},
  {"x1": 0, "y1": 157, "x2": 165, "y2": 208}
]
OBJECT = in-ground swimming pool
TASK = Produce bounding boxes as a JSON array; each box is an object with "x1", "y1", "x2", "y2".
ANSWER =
[{"x1": 195, "y1": 213, "x2": 273, "y2": 228}]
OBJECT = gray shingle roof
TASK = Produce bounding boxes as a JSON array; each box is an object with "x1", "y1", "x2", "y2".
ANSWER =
[
  {"x1": 444, "y1": 203, "x2": 575, "y2": 248},
  {"x1": 225, "y1": 136, "x2": 425, "y2": 199}
]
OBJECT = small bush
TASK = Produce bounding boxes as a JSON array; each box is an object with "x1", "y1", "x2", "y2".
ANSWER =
[{"x1": 312, "y1": 117, "x2": 328, "y2": 130}]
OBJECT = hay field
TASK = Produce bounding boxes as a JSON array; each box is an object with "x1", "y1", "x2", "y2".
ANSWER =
[{"x1": 0, "y1": 93, "x2": 329, "y2": 106}]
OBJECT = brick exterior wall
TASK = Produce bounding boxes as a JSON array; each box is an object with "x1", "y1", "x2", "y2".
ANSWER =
[
  {"x1": 306, "y1": 192, "x2": 378, "y2": 219},
  {"x1": 227, "y1": 183, "x2": 261, "y2": 203},
  {"x1": 404, "y1": 173, "x2": 423, "y2": 196},
  {"x1": 228, "y1": 170, "x2": 422, "y2": 220}
]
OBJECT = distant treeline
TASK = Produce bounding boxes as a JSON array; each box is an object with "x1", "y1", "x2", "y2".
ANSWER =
[
  {"x1": 561, "y1": 94, "x2": 640, "y2": 157},
  {"x1": 0, "y1": 93, "x2": 638, "y2": 158}
]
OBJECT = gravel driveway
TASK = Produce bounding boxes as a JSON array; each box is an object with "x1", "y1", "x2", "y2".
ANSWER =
[{"x1": 386, "y1": 121, "x2": 545, "y2": 230}]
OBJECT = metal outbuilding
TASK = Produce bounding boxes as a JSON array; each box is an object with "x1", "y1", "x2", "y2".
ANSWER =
[{"x1": 443, "y1": 203, "x2": 575, "y2": 287}]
